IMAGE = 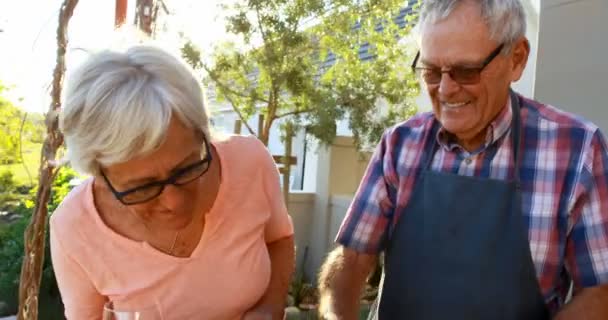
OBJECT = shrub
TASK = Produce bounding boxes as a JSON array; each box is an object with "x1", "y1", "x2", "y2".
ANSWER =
[{"x1": 0, "y1": 166, "x2": 78, "y2": 318}]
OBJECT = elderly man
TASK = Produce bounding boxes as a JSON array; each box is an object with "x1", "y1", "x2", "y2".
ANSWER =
[{"x1": 318, "y1": 0, "x2": 608, "y2": 319}]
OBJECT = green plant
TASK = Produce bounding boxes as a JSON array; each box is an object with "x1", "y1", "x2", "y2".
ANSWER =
[
  {"x1": 0, "y1": 166, "x2": 77, "y2": 317},
  {"x1": 0, "y1": 170, "x2": 33, "y2": 212},
  {"x1": 0, "y1": 208, "x2": 64, "y2": 318},
  {"x1": 0, "y1": 208, "x2": 33, "y2": 315}
]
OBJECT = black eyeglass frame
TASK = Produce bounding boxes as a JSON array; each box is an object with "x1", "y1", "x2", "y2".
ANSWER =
[
  {"x1": 411, "y1": 43, "x2": 505, "y2": 85},
  {"x1": 101, "y1": 135, "x2": 213, "y2": 205}
]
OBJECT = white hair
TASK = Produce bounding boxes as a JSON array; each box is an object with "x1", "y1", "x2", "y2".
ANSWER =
[
  {"x1": 419, "y1": 0, "x2": 527, "y2": 50},
  {"x1": 60, "y1": 45, "x2": 210, "y2": 176}
]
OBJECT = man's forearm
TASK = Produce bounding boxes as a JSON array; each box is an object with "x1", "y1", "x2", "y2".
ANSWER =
[
  {"x1": 318, "y1": 267, "x2": 365, "y2": 320},
  {"x1": 318, "y1": 247, "x2": 377, "y2": 320},
  {"x1": 554, "y1": 284, "x2": 608, "y2": 320},
  {"x1": 255, "y1": 235, "x2": 295, "y2": 319}
]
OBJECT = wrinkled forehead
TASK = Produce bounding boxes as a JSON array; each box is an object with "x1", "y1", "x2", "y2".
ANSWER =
[{"x1": 416, "y1": 3, "x2": 497, "y2": 67}]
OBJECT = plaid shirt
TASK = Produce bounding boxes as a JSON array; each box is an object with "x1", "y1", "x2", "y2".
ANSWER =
[{"x1": 336, "y1": 93, "x2": 608, "y2": 312}]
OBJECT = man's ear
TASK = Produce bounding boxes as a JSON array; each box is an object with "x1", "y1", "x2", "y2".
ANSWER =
[{"x1": 510, "y1": 37, "x2": 530, "y2": 82}]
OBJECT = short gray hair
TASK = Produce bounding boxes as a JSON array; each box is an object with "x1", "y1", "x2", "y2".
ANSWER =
[
  {"x1": 419, "y1": 0, "x2": 527, "y2": 50},
  {"x1": 60, "y1": 45, "x2": 210, "y2": 176}
]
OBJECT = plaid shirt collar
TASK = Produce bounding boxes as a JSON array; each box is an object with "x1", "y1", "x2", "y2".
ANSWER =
[{"x1": 436, "y1": 96, "x2": 513, "y2": 154}]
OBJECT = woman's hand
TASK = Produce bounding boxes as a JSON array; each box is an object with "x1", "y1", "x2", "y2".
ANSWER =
[
  {"x1": 242, "y1": 305, "x2": 276, "y2": 320},
  {"x1": 242, "y1": 236, "x2": 294, "y2": 320}
]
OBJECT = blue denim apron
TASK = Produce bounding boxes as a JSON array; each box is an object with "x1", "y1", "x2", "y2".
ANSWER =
[{"x1": 377, "y1": 91, "x2": 550, "y2": 319}]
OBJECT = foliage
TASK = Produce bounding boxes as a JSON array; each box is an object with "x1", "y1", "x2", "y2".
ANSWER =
[
  {"x1": 182, "y1": 0, "x2": 421, "y2": 148},
  {"x1": 0, "y1": 83, "x2": 44, "y2": 191},
  {"x1": 0, "y1": 171, "x2": 23, "y2": 211},
  {"x1": 0, "y1": 166, "x2": 77, "y2": 317},
  {"x1": 0, "y1": 75, "x2": 75, "y2": 320},
  {"x1": 0, "y1": 83, "x2": 45, "y2": 166}
]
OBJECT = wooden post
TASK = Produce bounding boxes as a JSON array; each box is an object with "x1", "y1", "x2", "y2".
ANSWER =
[
  {"x1": 281, "y1": 123, "x2": 294, "y2": 208},
  {"x1": 233, "y1": 119, "x2": 242, "y2": 134},
  {"x1": 258, "y1": 114, "x2": 264, "y2": 137},
  {"x1": 17, "y1": 1, "x2": 78, "y2": 319},
  {"x1": 115, "y1": 0, "x2": 128, "y2": 28}
]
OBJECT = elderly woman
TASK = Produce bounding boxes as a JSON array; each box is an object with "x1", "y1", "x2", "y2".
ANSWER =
[{"x1": 50, "y1": 45, "x2": 295, "y2": 320}]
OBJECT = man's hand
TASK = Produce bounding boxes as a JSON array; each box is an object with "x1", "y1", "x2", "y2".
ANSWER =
[
  {"x1": 554, "y1": 285, "x2": 608, "y2": 320},
  {"x1": 318, "y1": 246, "x2": 377, "y2": 320}
]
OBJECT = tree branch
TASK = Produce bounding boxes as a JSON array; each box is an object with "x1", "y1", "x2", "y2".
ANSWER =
[
  {"x1": 254, "y1": 3, "x2": 283, "y2": 80},
  {"x1": 202, "y1": 63, "x2": 269, "y2": 103},
  {"x1": 254, "y1": 4, "x2": 269, "y2": 45},
  {"x1": 223, "y1": 94, "x2": 256, "y2": 136},
  {"x1": 275, "y1": 108, "x2": 313, "y2": 119},
  {"x1": 201, "y1": 63, "x2": 258, "y2": 136}
]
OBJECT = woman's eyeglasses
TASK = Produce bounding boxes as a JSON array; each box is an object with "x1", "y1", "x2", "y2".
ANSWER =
[{"x1": 101, "y1": 136, "x2": 213, "y2": 205}]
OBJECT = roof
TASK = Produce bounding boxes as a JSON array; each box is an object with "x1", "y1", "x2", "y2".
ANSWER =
[{"x1": 323, "y1": 2, "x2": 417, "y2": 67}]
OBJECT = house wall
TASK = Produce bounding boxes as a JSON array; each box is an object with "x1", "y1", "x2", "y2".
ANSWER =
[
  {"x1": 327, "y1": 195, "x2": 353, "y2": 253},
  {"x1": 329, "y1": 137, "x2": 372, "y2": 196},
  {"x1": 304, "y1": 136, "x2": 372, "y2": 279},
  {"x1": 286, "y1": 191, "x2": 316, "y2": 274},
  {"x1": 211, "y1": 107, "x2": 306, "y2": 190},
  {"x1": 534, "y1": 0, "x2": 608, "y2": 131},
  {"x1": 511, "y1": 0, "x2": 540, "y2": 99}
]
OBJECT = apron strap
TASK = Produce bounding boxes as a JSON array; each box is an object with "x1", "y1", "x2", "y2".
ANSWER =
[{"x1": 509, "y1": 89, "x2": 523, "y2": 188}]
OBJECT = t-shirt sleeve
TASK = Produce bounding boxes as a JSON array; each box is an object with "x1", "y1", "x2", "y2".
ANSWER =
[
  {"x1": 50, "y1": 215, "x2": 106, "y2": 320},
  {"x1": 255, "y1": 137, "x2": 295, "y2": 243}
]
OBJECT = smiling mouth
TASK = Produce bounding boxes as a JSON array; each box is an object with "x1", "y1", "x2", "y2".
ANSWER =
[{"x1": 442, "y1": 101, "x2": 471, "y2": 110}]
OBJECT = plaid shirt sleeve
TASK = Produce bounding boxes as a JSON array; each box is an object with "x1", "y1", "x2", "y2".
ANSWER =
[
  {"x1": 566, "y1": 129, "x2": 608, "y2": 290},
  {"x1": 335, "y1": 130, "x2": 397, "y2": 254}
]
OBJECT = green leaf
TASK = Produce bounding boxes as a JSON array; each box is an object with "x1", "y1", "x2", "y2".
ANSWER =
[{"x1": 180, "y1": 0, "x2": 421, "y2": 147}]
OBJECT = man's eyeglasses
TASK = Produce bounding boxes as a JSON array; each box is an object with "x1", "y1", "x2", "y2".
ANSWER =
[
  {"x1": 411, "y1": 43, "x2": 505, "y2": 85},
  {"x1": 101, "y1": 136, "x2": 213, "y2": 205}
]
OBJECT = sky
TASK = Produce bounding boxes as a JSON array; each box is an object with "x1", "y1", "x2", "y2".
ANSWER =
[
  {"x1": 0, "y1": 0, "x2": 541, "y2": 115},
  {"x1": 0, "y1": 0, "x2": 232, "y2": 113}
]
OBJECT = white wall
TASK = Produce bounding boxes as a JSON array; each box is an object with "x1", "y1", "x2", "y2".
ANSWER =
[
  {"x1": 534, "y1": 0, "x2": 608, "y2": 131},
  {"x1": 511, "y1": 0, "x2": 540, "y2": 98},
  {"x1": 327, "y1": 195, "x2": 352, "y2": 252},
  {"x1": 286, "y1": 191, "x2": 353, "y2": 281},
  {"x1": 300, "y1": 136, "x2": 372, "y2": 279},
  {"x1": 302, "y1": 138, "x2": 319, "y2": 192},
  {"x1": 308, "y1": 143, "x2": 332, "y2": 279},
  {"x1": 287, "y1": 191, "x2": 316, "y2": 275},
  {"x1": 211, "y1": 106, "x2": 305, "y2": 190}
]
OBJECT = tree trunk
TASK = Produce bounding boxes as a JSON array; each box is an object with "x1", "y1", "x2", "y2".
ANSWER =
[
  {"x1": 17, "y1": 1, "x2": 78, "y2": 319},
  {"x1": 260, "y1": 119, "x2": 272, "y2": 146},
  {"x1": 260, "y1": 88, "x2": 278, "y2": 146}
]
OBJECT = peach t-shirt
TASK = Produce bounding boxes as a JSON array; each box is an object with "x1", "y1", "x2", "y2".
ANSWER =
[{"x1": 50, "y1": 135, "x2": 294, "y2": 320}]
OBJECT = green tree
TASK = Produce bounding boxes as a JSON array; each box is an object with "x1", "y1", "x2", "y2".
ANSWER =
[
  {"x1": 0, "y1": 84, "x2": 45, "y2": 166},
  {"x1": 182, "y1": 0, "x2": 420, "y2": 147},
  {"x1": 0, "y1": 84, "x2": 23, "y2": 165}
]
